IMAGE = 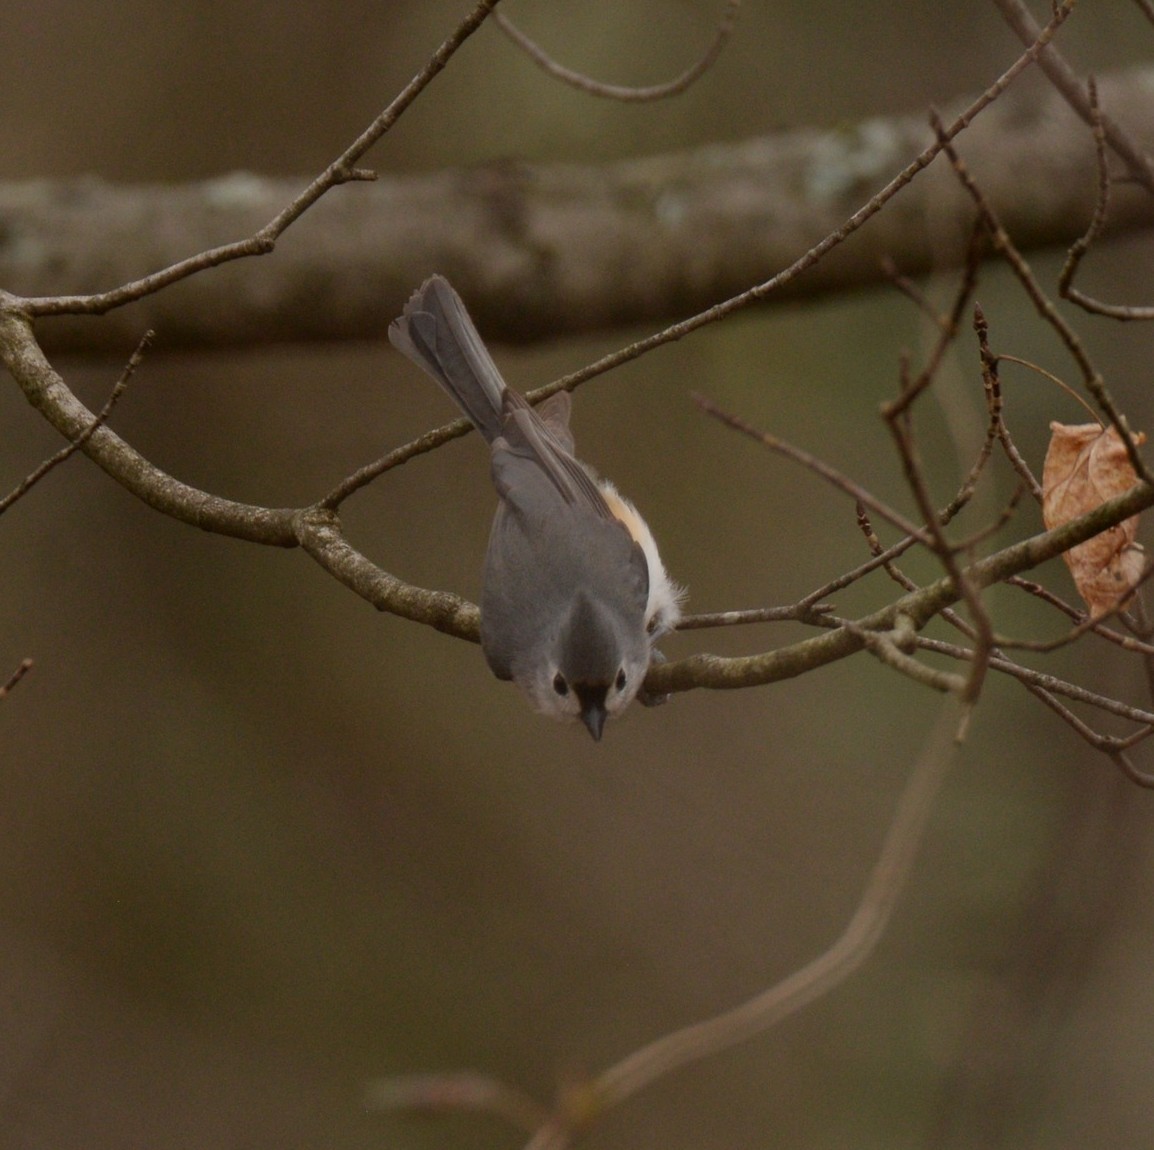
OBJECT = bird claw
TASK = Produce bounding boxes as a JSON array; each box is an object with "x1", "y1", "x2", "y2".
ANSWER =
[{"x1": 638, "y1": 649, "x2": 670, "y2": 708}]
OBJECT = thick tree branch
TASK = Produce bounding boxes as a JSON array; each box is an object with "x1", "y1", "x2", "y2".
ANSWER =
[
  {"x1": 3, "y1": 0, "x2": 1142, "y2": 717},
  {"x1": 0, "y1": 300, "x2": 299, "y2": 542},
  {"x1": 4, "y1": 62, "x2": 1153, "y2": 353},
  {"x1": 3, "y1": 0, "x2": 503, "y2": 337},
  {"x1": 296, "y1": 508, "x2": 479, "y2": 640},
  {"x1": 12, "y1": 259, "x2": 1144, "y2": 702},
  {"x1": 0, "y1": 299, "x2": 481, "y2": 636}
]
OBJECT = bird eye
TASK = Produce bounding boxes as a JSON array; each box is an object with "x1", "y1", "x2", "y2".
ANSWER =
[
  {"x1": 615, "y1": 667, "x2": 627, "y2": 691},
  {"x1": 646, "y1": 614, "x2": 659, "y2": 635},
  {"x1": 552, "y1": 673, "x2": 569, "y2": 697}
]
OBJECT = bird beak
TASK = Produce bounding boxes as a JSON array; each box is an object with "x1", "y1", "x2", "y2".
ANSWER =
[{"x1": 580, "y1": 701, "x2": 607, "y2": 741}]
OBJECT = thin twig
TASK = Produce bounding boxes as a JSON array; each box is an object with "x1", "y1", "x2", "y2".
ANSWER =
[
  {"x1": 995, "y1": 355, "x2": 1101, "y2": 424},
  {"x1": 692, "y1": 293, "x2": 1014, "y2": 689},
  {"x1": 1023, "y1": 681, "x2": 1154, "y2": 753},
  {"x1": 847, "y1": 617, "x2": 968, "y2": 694},
  {"x1": 0, "y1": 658, "x2": 33, "y2": 700},
  {"x1": 827, "y1": 519, "x2": 1154, "y2": 781},
  {"x1": 0, "y1": 331, "x2": 153, "y2": 516},
  {"x1": 691, "y1": 392, "x2": 929, "y2": 542},
  {"x1": 323, "y1": 2, "x2": 1078, "y2": 507},
  {"x1": 881, "y1": 255, "x2": 951, "y2": 328},
  {"x1": 879, "y1": 236, "x2": 1003, "y2": 720},
  {"x1": 1127, "y1": 594, "x2": 1154, "y2": 703},
  {"x1": 1059, "y1": 76, "x2": 1154, "y2": 319},
  {"x1": 646, "y1": 474, "x2": 1154, "y2": 697},
  {"x1": 495, "y1": 0, "x2": 740, "y2": 102},
  {"x1": 676, "y1": 603, "x2": 834, "y2": 630},
  {"x1": 885, "y1": 224, "x2": 985, "y2": 420},
  {"x1": 932, "y1": 111, "x2": 1152, "y2": 486},
  {"x1": 1110, "y1": 749, "x2": 1154, "y2": 786},
  {"x1": 578, "y1": 698, "x2": 963, "y2": 1129},
  {"x1": 992, "y1": 559, "x2": 1154, "y2": 653},
  {"x1": 799, "y1": 534, "x2": 916, "y2": 609},
  {"x1": 1018, "y1": 677, "x2": 1154, "y2": 785},
  {"x1": 1006, "y1": 576, "x2": 1154, "y2": 654},
  {"x1": 991, "y1": 0, "x2": 1154, "y2": 193},
  {"x1": 365, "y1": 1071, "x2": 549, "y2": 1132},
  {"x1": 0, "y1": 307, "x2": 301, "y2": 544},
  {"x1": 913, "y1": 635, "x2": 1154, "y2": 725},
  {"x1": 883, "y1": 368, "x2": 994, "y2": 718},
  {"x1": 881, "y1": 224, "x2": 987, "y2": 336},
  {"x1": 20, "y1": 0, "x2": 504, "y2": 317},
  {"x1": 973, "y1": 306, "x2": 1044, "y2": 500},
  {"x1": 906, "y1": 635, "x2": 1154, "y2": 784}
]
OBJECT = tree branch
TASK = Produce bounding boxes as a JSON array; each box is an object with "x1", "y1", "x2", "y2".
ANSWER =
[
  {"x1": 5, "y1": 0, "x2": 1141, "y2": 718},
  {"x1": 0, "y1": 301, "x2": 299, "y2": 543},
  {"x1": 493, "y1": 0, "x2": 740, "y2": 102},
  {"x1": 4, "y1": 58, "x2": 1151, "y2": 352},
  {"x1": 11, "y1": 0, "x2": 503, "y2": 327},
  {"x1": 991, "y1": 0, "x2": 1154, "y2": 192},
  {"x1": 646, "y1": 478, "x2": 1154, "y2": 696}
]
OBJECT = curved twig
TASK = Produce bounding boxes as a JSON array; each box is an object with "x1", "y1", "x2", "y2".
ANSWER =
[
  {"x1": 1059, "y1": 76, "x2": 1154, "y2": 320},
  {"x1": 494, "y1": 1, "x2": 739, "y2": 102},
  {"x1": 585, "y1": 698, "x2": 963, "y2": 1124}
]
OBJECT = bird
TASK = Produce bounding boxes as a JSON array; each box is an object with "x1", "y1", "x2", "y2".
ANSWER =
[{"x1": 389, "y1": 275, "x2": 683, "y2": 739}]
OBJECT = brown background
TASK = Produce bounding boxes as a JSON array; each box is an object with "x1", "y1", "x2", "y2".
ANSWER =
[{"x1": 3, "y1": 3, "x2": 1154, "y2": 1149}]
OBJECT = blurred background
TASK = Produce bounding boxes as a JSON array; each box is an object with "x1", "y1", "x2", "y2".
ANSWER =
[{"x1": 3, "y1": 2, "x2": 1154, "y2": 1148}]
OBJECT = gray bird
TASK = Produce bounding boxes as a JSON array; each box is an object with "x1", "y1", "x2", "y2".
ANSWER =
[{"x1": 389, "y1": 275, "x2": 682, "y2": 739}]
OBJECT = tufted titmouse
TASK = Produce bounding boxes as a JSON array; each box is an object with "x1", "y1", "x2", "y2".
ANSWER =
[{"x1": 389, "y1": 275, "x2": 683, "y2": 740}]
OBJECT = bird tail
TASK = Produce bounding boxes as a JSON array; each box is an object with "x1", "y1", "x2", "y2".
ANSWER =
[{"x1": 389, "y1": 275, "x2": 507, "y2": 443}]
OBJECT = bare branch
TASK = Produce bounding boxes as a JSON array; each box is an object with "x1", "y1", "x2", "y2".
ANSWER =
[
  {"x1": 883, "y1": 389, "x2": 994, "y2": 712},
  {"x1": 692, "y1": 392, "x2": 929, "y2": 542},
  {"x1": 585, "y1": 698, "x2": 964, "y2": 1126},
  {"x1": 365, "y1": 1071, "x2": 548, "y2": 1132},
  {"x1": 0, "y1": 304, "x2": 299, "y2": 543},
  {"x1": 1110, "y1": 749, "x2": 1154, "y2": 787},
  {"x1": 5, "y1": 0, "x2": 1144, "y2": 738},
  {"x1": 878, "y1": 244, "x2": 998, "y2": 714},
  {"x1": 973, "y1": 307, "x2": 1044, "y2": 500},
  {"x1": 932, "y1": 113, "x2": 1152, "y2": 488},
  {"x1": 494, "y1": 1, "x2": 739, "y2": 102},
  {"x1": 993, "y1": 561, "x2": 1154, "y2": 654},
  {"x1": 372, "y1": 698, "x2": 964, "y2": 1150},
  {"x1": 0, "y1": 330, "x2": 152, "y2": 516},
  {"x1": 455, "y1": 1, "x2": 1080, "y2": 417},
  {"x1": 848, "y1": 617, "x2": 968, "y2": 694},
  {"x1": 1006, "y1": 576, "x2": 1154, "y2": 654},
  {"x1": 0, "y1": 310, "x2": 480, "y2": 640},
  {"x1": 0, "y1": 658, "x2": 33, "y2": 700},
  {"x1": 646, "y1": 476, "x2": 1154, "y2": 697},
  {"x1": 991, "y1": 0, "x2": 1154, "y2": 193},
  {"x1": 1060, "y1": 76, "x2": 1154, "y2": 319},
  {"x1": 916, "y1": 635, "x2": 1154, "y2": 725},
  {"x1": 676, "y1": 603, "x2": 834, "y2": 630},
  {"x1": 6, "y1": 11, "x2": 1136, "y2": 357},
  {"x1": 18, "y1": 0, "x2": 504, "y2": 319},
  {"x1": 295, "y1": 508, "x2": 479, "y2": 641}
]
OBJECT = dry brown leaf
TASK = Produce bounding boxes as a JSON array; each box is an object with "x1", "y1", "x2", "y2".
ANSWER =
[{"x1": 1042, "y1": 422, "x2": 1147, "y2": 616}]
